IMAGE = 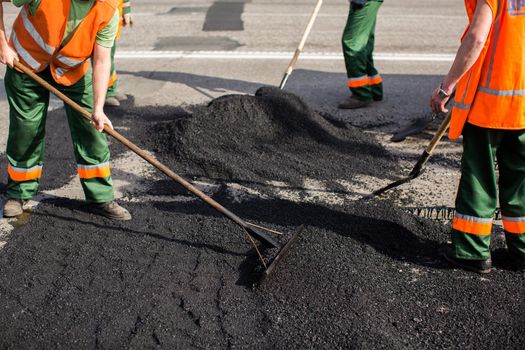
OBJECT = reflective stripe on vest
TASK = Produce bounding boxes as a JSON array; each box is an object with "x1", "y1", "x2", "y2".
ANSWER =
[
  {"x1": 11, "y1": 31, "x2": 40, "y2": 70},
  {"x1": 20, "y1": 6, "x2": 54, "y2": 55},
  {"x1": 452, "y1": 212, "x2": 493, "y2": 235},
  {"x1": 55, "y1": 67, "x2": 66, "y2": 78},
  {"x1": 77, "y1": 162, "x2": 111, "y2": 179},
  {"x1": 54, "y1": 55, "x2": 85, "y2": 79},
  {"x1": 55, "y1": 54, "x2": 85, "y2": 68},
  {"x1": 8, "y1": 163, "x2": 43, "y2": 182},
  {"x1": 478, "y1": 86, "x2": 525, "y2": 96},
  {"x1": 502, "y1": 216, "x2": 525, "y2": 234},
  {"x1": 453, "y1": 101, "x2": 470, "y2": 110}
]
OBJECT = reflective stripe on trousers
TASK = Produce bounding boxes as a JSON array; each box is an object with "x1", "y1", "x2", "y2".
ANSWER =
[
  {"x1": 502, "y1": 216, "x2": 525, "y2": 234},
  {"x1": 7, "y1": 163, "x2": 43, "y2": 182},
  {"x1": 77, "y1": 162, "x2": 111, "y2": 179},
  {"x1": 347, "y1": 74, "x2": 383, "y2": 88},
  {"x1": 452, "y1": 212, "x2": 493, "y2": 235}
]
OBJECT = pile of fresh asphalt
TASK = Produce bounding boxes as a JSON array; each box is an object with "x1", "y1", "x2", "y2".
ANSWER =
[
  {"x1": 147, "y1": 86, "x2": 398, "y2": 194},
  {"x1": 0, "y1": 88, "x2": 523, "y2": 349}
]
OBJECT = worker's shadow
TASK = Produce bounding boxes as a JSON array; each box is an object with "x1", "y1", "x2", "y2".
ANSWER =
[
  {"x1": 118, "y1": 69, "x2": 445, "y2": 134},
  {"x1": 119, "y1": 70, "x2": 264, "y2": 100},
  {"x1": 22, "y1": 196, "x2": 248, "y2": 258}
]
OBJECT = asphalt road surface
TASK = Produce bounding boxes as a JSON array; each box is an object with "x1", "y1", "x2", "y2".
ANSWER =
[{"x1": 2, "y1": 2, "x2": 520, "y2": 349}]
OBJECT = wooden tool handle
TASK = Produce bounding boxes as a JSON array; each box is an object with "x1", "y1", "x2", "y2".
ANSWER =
[
  {"x1": 283, "y1": 0, "x2": 323, "y2": 76},
  {"x1": 425, "y1": 109, "x2": 452, "y2": 154}
]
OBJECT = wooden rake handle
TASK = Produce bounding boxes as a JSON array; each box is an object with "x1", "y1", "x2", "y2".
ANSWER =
[
  {"x1": 12, "y1": 60, "x2": 280, "y2": 247},
  {"x1": 279, "y1": 0, "x2": 323, "y2": 89}
]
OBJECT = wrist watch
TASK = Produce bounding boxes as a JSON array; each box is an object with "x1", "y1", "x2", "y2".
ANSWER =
[{"x1": 438, "y1": 84, "x2": 450, "y2": 99}]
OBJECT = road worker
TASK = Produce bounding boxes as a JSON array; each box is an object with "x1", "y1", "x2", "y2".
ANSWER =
[
  {"x1": 105, "y1": 0, "x2": 131, "y2": 107},
  {"x1": 339, "y1": 0, "x2": 383, "y2": 109},
  {"x1": 430, "y1": 0, "x2": 525, "y2": 272},
  {"x1": 0, "y1": 0, "x2": 131, "y2": 220}
]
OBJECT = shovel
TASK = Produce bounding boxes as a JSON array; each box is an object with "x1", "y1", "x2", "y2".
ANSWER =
[
  {"x1": 279, "y1": 0, "x2": 323, "y2": 89},
  {"x1": 372, "y1": 109, "x2": 452, "y2": 196},
  {"x1": 14, "y1": 60, "x2": 302, "y2": 278},
  {"x1": 390, "y1": 91, "x2": 455, "y2": 142}
]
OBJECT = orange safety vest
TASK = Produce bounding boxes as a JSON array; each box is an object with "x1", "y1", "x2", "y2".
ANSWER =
[
  {"x1": 450, "y1": 0, "x2": 525, "y2": 139},
  {"x1": 10, "y1": 0, "x2": 119, "y2": 86}
]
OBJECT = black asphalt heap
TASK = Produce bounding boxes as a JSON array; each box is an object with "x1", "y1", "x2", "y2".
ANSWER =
[
  {"x1": 0, "y1": 88, "x2": 523, "y2": 349},
  {"x1": 147, "y1": 87, "x2": 398, "y2": 194}
]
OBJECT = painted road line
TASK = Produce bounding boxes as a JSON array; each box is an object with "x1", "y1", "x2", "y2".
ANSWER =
[
  {"x1": 116, "y1": 51, "x2": 455, "y2": 62},
  {"x1": 132, "y1": 12, "x2": 464, "y2": 20}
]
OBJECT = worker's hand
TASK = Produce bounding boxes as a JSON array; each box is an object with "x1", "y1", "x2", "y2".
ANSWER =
[
  {"x1": 91, "y1": 110, "x2": 113, "y2": 132},
  {"x1": 0, "y1": 43, "x2": 18, "y2": 68},
  {"x1": 122, "y1": 13, "x2": 133, "y2": 27},
  {"x1": 430, "y1": 84, "x2": 452, "y2": 114}
]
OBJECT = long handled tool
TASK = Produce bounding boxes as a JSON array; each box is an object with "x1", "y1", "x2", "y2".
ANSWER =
[
  {"x1": 14, "y1": 60, "x2": 303, "y2": 276},
  {"x1": 372, "y1": 109, "x2": 452, "y2": 196},
  {"x1": 279, "y1": 0, "x2": 323, "y2": 89},
  {"x1": 391, "y1": 91, "x2": 456, "y2": 142}
]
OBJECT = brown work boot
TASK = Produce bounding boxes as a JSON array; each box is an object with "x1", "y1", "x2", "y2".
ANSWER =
[
  {"x1": 104, "y1": 96, "x2": 121, "y2": 107},
  {"x1": 3, "y1": 199, "x2": 24, "y2": 217},
  {"x1": 90, "y1": 201, "x2": 131, "y2": 221},
  {"x1": 443, "y1": 247, "x2": 492, "y2": 274},
  {"x1": 114, "y1": 91, "x2": 127, "y2": 101},
  {"x1": 338, "y1": 96, "x2": 372, "y2": 109}
]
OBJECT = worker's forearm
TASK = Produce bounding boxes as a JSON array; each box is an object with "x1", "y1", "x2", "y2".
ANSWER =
[
  {"x1": 0, "y1": 4, "x2": 8, "y2": 48},
  {"x1": 440, "y1": 1, "x2": 493, "y2": 94},
  {"x1": 92, "y1": 49, "x2": 111, "y2": 113},
  {"x1": 441, "y1": 34, "x2": 486, "y2": 93}
]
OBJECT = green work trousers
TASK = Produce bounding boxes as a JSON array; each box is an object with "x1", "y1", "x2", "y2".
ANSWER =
[
  {"x1": 342, "y1": 0, "x2": 383, "y2": 101},
  {"x1": 4, "y1": 66, "x2": 114, "y2": 203},
  {"x1": 107, "y1": 38, "x2": 118, "y2": 97},
  {"x1": 452, "y1": 123, "x2": 525, "y2": 260}
]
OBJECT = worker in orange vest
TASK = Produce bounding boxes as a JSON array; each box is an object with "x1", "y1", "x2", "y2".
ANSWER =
[
  {"x1": 105, "y1": 0, "x2": 131, "y2": 107},
  {"x1": 430, "y1": 0, "x2": 525, "y2": 273},
  {"x1": 0, "y1": 0, "x2": 131, "y2": 221}
]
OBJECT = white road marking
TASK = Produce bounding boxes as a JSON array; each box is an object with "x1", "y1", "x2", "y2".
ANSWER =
[
  {"x1": 116, "y1": 50, "x2": 455, "y2": 62},
  {"x1": 131, "y1": 12, "x2": 464, "y2": 20}
]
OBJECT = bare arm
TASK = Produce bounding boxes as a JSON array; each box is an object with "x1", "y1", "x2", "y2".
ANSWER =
[
  {"x1": 430, "y1": 0, "x2": 494, "y2": 113},
  {"x1": 0, "y1": 1, "x2": 18, "y2": 67},
  {"x1": 91, "y1": 43, "x2": 113, "y2": 132}
]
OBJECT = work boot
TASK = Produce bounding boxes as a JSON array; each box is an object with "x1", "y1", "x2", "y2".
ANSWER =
[
  {"x1": 104, "y1": 96, "x2": 121, "y2": 107},
  {"x1": 3, "y1": 199, "x2": 24, "y2": 217},
  {"x1": 114, "y1": 91, "x2": 127, "y2": 101},
  {"x1": 90, "y1": 201, "x2": 131, "y2": 221},
  {"x1": 338, "y1": 96, "x2": 372, "y2": 109},
  {"x1": 443, "y1": 247, "x2": 492, "y2": 274},
  {"x1": 508, "y1": 250, "x2": 525, "y2": 272}
]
